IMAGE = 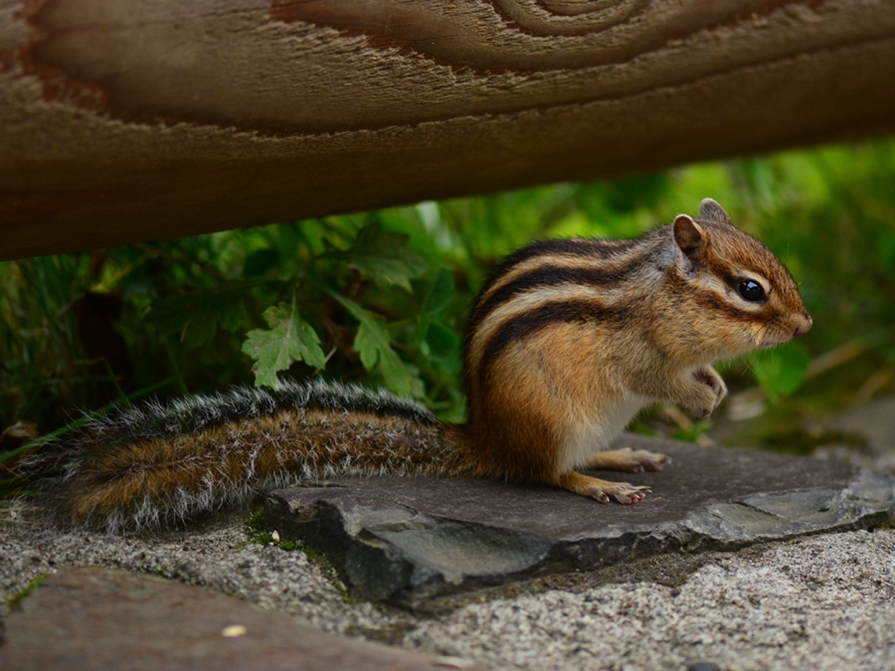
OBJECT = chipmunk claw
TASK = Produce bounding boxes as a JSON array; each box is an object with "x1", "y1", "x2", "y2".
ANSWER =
[{"x1": 609, "y1": 484, "x2": 651, "y2": 505}]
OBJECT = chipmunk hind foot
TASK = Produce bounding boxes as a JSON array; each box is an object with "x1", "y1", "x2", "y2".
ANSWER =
[
  {"x1": 556, "y1": 471, "x2": 650, "y2": 505},
  {"x1": 584, "y1": 447, "x2": 669, "y2": 473}
]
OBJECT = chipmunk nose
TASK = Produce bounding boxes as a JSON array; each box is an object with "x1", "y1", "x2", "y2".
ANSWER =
[{"x1": 793, "y1": 311, "x2": 812, "y2": 338}]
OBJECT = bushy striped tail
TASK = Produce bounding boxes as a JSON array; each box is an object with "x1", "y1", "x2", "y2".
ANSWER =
[{"x1": 19, "y1": 379, "x2": 468, "y2": 533}]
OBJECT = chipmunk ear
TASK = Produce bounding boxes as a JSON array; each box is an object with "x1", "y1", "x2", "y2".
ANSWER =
[
  {"x1": 699, "y1": 198, "x2": 731, "y2": 224},
  {"x1": 673, "y1": 214, "x2": 704, "y2": 260}
]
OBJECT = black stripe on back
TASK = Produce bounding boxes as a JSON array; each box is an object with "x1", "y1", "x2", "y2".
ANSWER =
[
  {"x1": 477, "y1": 237, "x2": 641, "y2": 301},
  {"x1": 500, "y1": 238, "x2": 638, "y2": 266},
  {"x1": 478, "y1": 299, "x2": 623, "y2": 387},
  {"x1": 468, "y1": 260, "x2": 640, "y2": 333}
]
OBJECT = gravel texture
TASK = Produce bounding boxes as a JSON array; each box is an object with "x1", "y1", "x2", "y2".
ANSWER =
[
  {"x1": 3, "y1": 510, "x2": 894, "y2": 671},
  {"x1": 407, "y1": 530, "x2": 895, "y2": 671},
  {"x1": 0, "y1": 512, "x2": 408, "y2": 640},
  {"x1": 5, "y1": 397, "x2": 895, "y2": 670}
]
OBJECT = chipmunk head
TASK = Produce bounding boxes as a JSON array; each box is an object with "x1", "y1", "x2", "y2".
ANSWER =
[{"x1": 669, "y1": 198, "x2": 812, "y2": 359}]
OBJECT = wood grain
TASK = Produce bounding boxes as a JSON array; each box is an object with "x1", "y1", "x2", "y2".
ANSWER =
[{"x1": 2, "y1": 0, "x2": 895, "y2": 260}]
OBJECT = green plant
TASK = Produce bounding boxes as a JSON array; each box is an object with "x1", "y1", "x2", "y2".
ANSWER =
[
  {"x1": 7, "y1": 573, "x2": 48, "y2": 610},
  {"x1": 3, "y1": 138, "x2": 895, "y2": 472}
]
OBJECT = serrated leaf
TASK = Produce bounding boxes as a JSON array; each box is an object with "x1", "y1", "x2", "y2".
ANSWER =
[
  {"x1": 241, "y1": 301, "x2": 326, "y2": 388},
  {"x1": 422, "y1": 268, "x2": 455, "y2": 316},
  {"x1": 331, "y1": 293, "x2": 414, "y2": 396},
  {"x1": 340, "y1": 222, "x2": 426, "y2": 291},
  {"x1": 150, "y1": 289, "x2": 247, "y2": 346},
  {"x1": 752, "y1": 342, "x2": 811, "y2": 400}
]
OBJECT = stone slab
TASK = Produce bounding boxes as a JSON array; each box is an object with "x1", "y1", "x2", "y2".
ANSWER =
[
  {"x1": 264, "y1": 434, "x2": 895, "y2": 609},
  {"x1": 1, "y1": 567, "x2": 483, "y2": 671}
]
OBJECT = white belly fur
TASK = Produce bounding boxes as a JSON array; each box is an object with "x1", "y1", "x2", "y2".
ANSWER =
[{"x1": 560, "y1": 394, "x2": 650, "y2": 472}]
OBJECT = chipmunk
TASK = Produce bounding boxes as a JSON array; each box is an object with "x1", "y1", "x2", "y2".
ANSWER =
[{"x1": 21, "y1": 199, "x2": 811, "y2": 531}]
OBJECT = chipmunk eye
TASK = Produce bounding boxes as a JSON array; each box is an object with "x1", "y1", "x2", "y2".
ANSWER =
[{"x1": 737, "y1": 279, "x2": 766, "y2": 303}]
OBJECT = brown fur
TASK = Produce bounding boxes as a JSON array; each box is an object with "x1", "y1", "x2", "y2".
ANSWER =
[
  {"x1": 461, "y1": 199, "x2": 810, "y2": 503},
  {"x1": 68, "y1": 409, "x2": 464, "y2": 518}
]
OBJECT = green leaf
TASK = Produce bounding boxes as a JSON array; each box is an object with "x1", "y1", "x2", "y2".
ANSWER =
[
  {"x1": 752, "y1": 342, "x2": 812, "y2": 400},
  {"x1": 421, "y1": 268, "x2": 455, "y2": 316},
  {"x1": 331, "y1": 293, "x2": 414, "y2": 396},
  {"x1": 241, "y1": 300, "x2": 327, "y2": 388},
  {"x1": 672, "y1": 418, "x2": 712, "y2": 444},
  {"x1": 426, "y1": 321, "x2": 459, "y2": 357},
  {"x1": 243, "y1": 248, "x2": 280, "y2": 277},
  {"x1": 878, "y1": 229, "x2": 895, "y2": 273},
  {"x1": 426, "y1": 321, "x2": 462, "y2": 375},
  {"x1": 340, "y1": 222, "x2": 426, "y2": 291},
  {"x1": 150, "y1": 289, "x2": 247, "y2": 346}
]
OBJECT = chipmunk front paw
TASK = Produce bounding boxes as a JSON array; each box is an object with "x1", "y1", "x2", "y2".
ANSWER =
[
  {"x1": 680, "y1": 366, "x2": 727, "y2": 418},
  {"x1": 695, "y1": 366, "x2": 727, "y2": 409}
]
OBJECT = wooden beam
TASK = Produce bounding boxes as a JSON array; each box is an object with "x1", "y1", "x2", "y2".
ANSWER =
[{"x1": 2, "y1": 0, "x2": 895, "y2": 260}]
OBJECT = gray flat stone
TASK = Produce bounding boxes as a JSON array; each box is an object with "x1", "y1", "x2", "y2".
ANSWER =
[
  {"x1": 264, "y1": 434, "x2": 895, "y2": 609},
  {"x1": 2, "y1": 567, "x2": 483, "y2": 671}
]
